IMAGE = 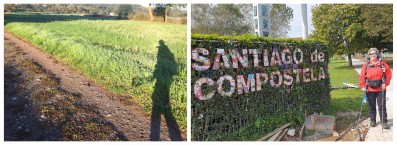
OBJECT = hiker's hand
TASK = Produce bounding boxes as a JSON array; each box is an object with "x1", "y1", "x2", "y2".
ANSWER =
[
  {"x1": 361, "y1": 87, "x2": 366, "y2": 92},
  {"x1": 382, "y1": 84, "x2": 386, "y2": 89}
]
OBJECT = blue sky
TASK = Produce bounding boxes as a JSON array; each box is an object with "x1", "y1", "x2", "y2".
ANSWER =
[{"x1": 286, "y1": 4, "x2": 316, "y2": 38}]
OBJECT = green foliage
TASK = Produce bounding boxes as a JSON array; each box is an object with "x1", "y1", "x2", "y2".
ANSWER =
[
  {"x1": 116, "y1": 5, "x2": 133, "y2": 19},
  {"x1": 360, "y1": 4, "x2": 393, "y2": 52},
  {"x1": 361, "y1": 4, "x2": 393, "y2": 43},
  {"x1": 191, "y1": 34, "x2": 330, "y2": 141},
  {"x1": 312, "y1": 4, "x2": 369, "y2": 57},
  {"x1": 5, "y1": 13, "x2": 187, "y2": 131},
  {"x1": 153, "y1": 6, "x2": 166, "y2": 17},
  {"x1": 150, "y1": 4, "x2": 187, "y2": 23}
]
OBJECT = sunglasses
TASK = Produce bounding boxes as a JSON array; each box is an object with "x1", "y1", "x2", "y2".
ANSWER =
[{"x1": 369, "y1": 53, "x2": 377, "y2": 56}]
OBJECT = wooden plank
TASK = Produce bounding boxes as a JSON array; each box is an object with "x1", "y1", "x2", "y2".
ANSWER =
[
  {"x1": 268, "y1": 130, "x2": 282, "y2": 141},
  {"x1": 276, "y1": 128, "x2": 288, "y2": 141},
  {"x1": 311, "y1": 115, "x2": 315, "y2": 129},
  {"x1": 256, "y1": 123, "x2": 291, "y2": 141},
  {"x1": 299, "y1": 125, "x2": 305, "y2": 139},
  {"x1": 336, "y1": 123, "x2": 354, "y2": 141},
  {"x1": 342, "y1": 82, "x2": 359, "y2": 88}
]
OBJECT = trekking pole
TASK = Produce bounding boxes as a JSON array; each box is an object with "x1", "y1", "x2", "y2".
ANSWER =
[
  {"x1": 352, "y1": 93, "x2": 368, "y2": 141},
  {"x1": 381, "y1": 89, "x2": 384, "y2": 133},
  {"x1": 381, "y1": 60, "x2": 386, "y2": 133}
]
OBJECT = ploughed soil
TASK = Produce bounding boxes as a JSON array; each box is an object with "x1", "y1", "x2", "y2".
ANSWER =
[{"x1": 4, "y1": 32, "x2": 186, "y2": 141}]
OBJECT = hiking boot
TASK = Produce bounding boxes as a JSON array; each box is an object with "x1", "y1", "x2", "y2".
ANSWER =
[
  {"x1": 370, "y1": 122, "x2": 376, "y2": 127},
  {"x1": 382, "y1": 123, "x2": 390, "y2": 129}
]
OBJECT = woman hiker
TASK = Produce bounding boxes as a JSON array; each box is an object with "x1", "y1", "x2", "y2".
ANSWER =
[{"x1": 360, "y1": 48, "x2": 392, "y2": 129}]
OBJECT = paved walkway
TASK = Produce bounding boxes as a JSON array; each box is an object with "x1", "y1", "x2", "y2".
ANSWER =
[{"x1": 348, "y1": 57, "x2": 393, "y2": 141}]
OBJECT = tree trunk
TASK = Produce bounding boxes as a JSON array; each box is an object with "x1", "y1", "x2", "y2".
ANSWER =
[
  {"x1": 347, "y1": 53, "x2": 353, "y2": 67},
  {"x1": 164, "y1": 6, "x2": 169, "y2": 23},
  {"x1": 148, "y1": 4, "x2": 153, "y2": 22}
]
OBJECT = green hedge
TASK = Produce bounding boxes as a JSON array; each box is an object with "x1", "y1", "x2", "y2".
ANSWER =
[{"x1": 191, "y1": 34, "x2": 331, "y2": 141}]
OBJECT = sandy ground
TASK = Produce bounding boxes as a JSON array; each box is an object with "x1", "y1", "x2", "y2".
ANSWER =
[{"x1": 4, "y1": 32, "x2": 186, "y2": 141}]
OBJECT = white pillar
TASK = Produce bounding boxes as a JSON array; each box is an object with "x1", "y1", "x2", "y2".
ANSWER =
[{"x1": 301, "y1": 4, "x2": 308, "y2": 39}]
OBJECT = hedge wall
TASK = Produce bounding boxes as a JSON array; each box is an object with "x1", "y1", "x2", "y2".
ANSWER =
[{"x1": 191, "y1": 34, "x2": 331, "y2": 141}]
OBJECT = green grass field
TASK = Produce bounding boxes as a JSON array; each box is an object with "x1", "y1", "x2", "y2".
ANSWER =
[
  {"x1": 5, "y1": 13, "x2": 187, "y2": 131},
  {"x1": 326, "y1": 59, "x2": 367, "y2": 115}
]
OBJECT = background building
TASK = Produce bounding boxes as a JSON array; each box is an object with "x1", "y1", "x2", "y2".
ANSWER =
[{"x1": 253, "y1": 4, "x2": 271, "y2": 37}]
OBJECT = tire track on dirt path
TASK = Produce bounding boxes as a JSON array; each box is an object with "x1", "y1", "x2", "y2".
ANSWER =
[{"x1": 4, "y1": 32, "x2": 186, "y2": 141}]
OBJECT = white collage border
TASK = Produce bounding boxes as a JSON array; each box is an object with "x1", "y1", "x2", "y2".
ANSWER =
[{"x1": 0, "y1": 0, "x2": 396, "y2": 144}]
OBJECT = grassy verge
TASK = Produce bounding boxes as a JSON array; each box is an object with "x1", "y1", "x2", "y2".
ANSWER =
[
  {"x1": 325, "y1": 58, "x2": 367, "y2": 115},
  {"x1": 5, "y1": 13, "x2": 187, "y2": 131}
]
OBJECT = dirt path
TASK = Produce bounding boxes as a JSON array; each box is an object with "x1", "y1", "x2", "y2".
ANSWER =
[{"x1": 4, "y1": 32, "x2": 186, "y2": 141}]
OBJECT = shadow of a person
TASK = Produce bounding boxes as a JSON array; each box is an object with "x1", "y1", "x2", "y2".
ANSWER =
[{"x1": 150, "y1": 40, "x2": 182, "y2": 141}]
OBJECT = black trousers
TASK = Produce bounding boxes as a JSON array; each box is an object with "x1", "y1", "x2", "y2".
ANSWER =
[{"x1": 367, "y1": 91, "x2": 388, "y2": 123}]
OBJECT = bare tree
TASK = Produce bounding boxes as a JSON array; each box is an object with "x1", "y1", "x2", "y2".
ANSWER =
[
  {"x1": 192, "y1": 4, "x2": 253, "y2": 35},
  {"x1": 270, "y1": 4, "x2": 293, "y2": 38}
]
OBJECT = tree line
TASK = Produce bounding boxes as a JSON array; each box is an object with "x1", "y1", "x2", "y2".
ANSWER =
[{"x1": 4, "y1": 4, "x2": 187, "y2": 22}]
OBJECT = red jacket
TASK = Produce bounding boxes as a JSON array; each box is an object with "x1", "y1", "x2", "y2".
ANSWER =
[{"x1": 359, "y1": 60, "x2": 392, "y2": 92}]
